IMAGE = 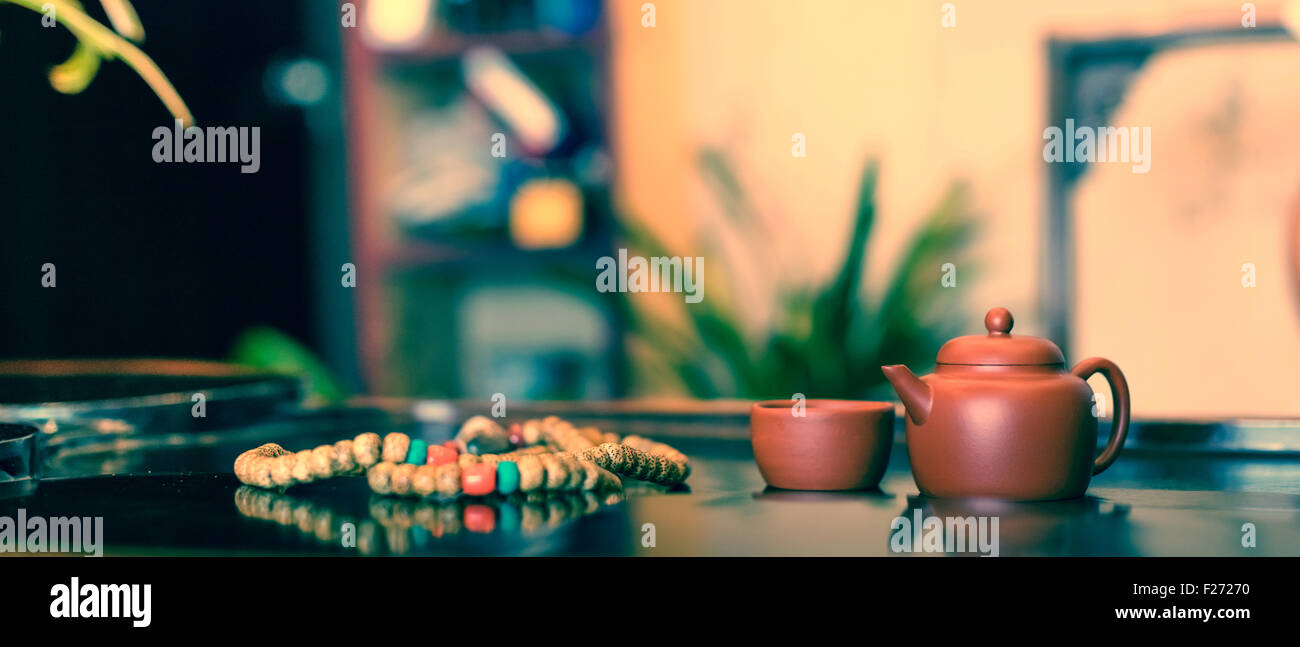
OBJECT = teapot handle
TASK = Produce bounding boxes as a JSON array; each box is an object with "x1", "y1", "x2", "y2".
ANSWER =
[{"x1": 1070, "y1": 357, "x2": 1131, "y2": 475}]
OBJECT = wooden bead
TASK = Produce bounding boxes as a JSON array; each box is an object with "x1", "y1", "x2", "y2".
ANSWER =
[
  {"x1": 269, "y1": 454, "x2": 297, "y2": 486},
  {"x1": 390, "y1": 463, "x2": 417, "y2": 496},
  {"x1": 310, "y1": 446, "x2": 334, "y2": 479},
  {"x1": 353, "y1": 432, "x2": 381, "y2": 467},
  {"x1": 578, "y1": 443, "x2": 688, "y2": 486},
  {"x1": 516, "y1": 455, "x2": 544, "y2": 492},
  {"x1": 521, "y1": 419, "x2": 544, "y2": 446},
  {"x1": 560, "y1": 453, "x2": 585, "y2": 490},
  {"x1": 382, "y1": 433, "x2": 410, "y2": 464},
  {"x1": 332, "y1": 440, "x2": 357, "y2": 473},
  {"x1": 435, "y1": 464, "x2": 462, "y2": 498},
  {"x1": 234, "y1": 443, "x2": 288, "y2": 488},
  {"x1": 577, "y1": 459, "x2": 601, "y2": 491},
  {"x1": 540, "y1": 454, "x2": 567, "y2": 491},
  {"x1": 368, "y1": 462, "x2": 395, "y2": 495},
  {"x1": 412, "y1": 465, "x2": 438, "y2": 497},
  {"x1": 291, "y1": 450, "x2": 316, "y2": 483},
  {"x1": 459, "y1": 415, "x2": 512, "y2": 454}
]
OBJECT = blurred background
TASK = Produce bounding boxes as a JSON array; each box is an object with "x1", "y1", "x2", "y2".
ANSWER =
[{"x1": 3, "y1": 0, "x2": 1300, "y2": 420}]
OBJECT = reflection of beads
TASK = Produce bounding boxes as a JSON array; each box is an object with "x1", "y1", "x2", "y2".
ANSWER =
[{"x1": 234, "y1": 485, "x2": 625, "y2": 554}]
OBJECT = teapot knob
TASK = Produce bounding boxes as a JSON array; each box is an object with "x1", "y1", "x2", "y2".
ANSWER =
[{"x1": 985, "y1": 307, "x2": 1014, "y2": 335}]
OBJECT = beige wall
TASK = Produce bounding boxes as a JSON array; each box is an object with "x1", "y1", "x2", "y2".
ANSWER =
[{"x1": 609, "y1": 0, "x2": 1296, "y2": 417}]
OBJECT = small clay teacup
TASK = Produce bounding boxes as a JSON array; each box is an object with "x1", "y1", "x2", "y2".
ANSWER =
[{"x1": 750, "y1": 399, "x2": 894, "y2": 491}]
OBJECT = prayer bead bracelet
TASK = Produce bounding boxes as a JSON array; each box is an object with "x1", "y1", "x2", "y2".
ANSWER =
[{"x1": 234, "y1": 415, "x2": 691, "y2": 499}]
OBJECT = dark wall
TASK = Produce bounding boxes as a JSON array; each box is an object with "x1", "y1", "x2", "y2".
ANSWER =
[{"x1": 0, "y1": 1, "x2": 315, "y2": 359}]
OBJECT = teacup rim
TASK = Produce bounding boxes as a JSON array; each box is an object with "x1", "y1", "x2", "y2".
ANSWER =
[{"x1": 751, "y1": 399, "x2": 894, "y2": 415}]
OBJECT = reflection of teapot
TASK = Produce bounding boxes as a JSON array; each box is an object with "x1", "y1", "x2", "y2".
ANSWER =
[
  {"x1": 882, "y1": 307, "x2": 1130, "y2": 501},
  {"x1": 894, "y1": 495, "x2": 1135, "y2": 556}
]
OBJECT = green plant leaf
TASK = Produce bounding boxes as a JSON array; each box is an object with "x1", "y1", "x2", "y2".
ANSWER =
[
  {"x1": 697, "y1": 148, "x2": 758, "y2": 227},
  {"x1": 615, "y1": 153, "x2": 977, "y2": 401},
  {"x1": 48, "y1": 37, "x2": 101, "y2": 94}
]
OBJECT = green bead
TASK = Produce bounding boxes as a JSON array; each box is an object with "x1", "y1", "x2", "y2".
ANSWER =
[
  {"x1": 497, "y1": 460, "x2": 520, "y2": 495},
  {"x1": 406, "y1": 439, "x2": 428, "y2": 465}
]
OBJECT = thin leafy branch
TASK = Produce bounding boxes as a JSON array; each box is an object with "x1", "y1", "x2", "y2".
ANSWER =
[{"x1": 3, "y1": 0, "x2": 192, "y2": 125}]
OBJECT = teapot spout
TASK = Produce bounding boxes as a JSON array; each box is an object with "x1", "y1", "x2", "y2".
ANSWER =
[{"x1": 881, "y1": 365, "x2": 931, "y2": 425}]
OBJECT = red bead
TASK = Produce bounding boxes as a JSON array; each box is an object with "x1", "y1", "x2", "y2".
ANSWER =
[
  {"x1": 464, "y1": 504, "x2": 495, "y2": 534},
  {"x1": 442, "y1": 441, "x2": 460, "y2": 453},
  {"x1": 461, "y1": 463, "x2": 496, "y2": 496},
  {"x1": 508, "y1": 423, "x2": 524, "y2": 448},
  {"x1": 427, "y1": 445, "x2": 457, "y2": 466}
]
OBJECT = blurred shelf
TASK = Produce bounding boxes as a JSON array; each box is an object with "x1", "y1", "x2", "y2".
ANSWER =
[
  {"x1": 378, "y1": 237, "x2": 608, "y2": 275},
  {"x1": 372, "y1": 28, "x2": 607, "y2": 63},
  {"x1": 341, "y1": 1, "x2": 620, "y2": 396}
]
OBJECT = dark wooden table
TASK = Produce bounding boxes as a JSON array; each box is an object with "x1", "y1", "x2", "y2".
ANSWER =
[{"x1": 8, "y1": 403, "x2": 1300, "y2": 556}]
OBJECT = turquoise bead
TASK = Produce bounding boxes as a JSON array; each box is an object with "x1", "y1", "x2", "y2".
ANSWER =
[
  {"x1": 406, "y1": 439, "x2": 428, "y2": 465},
  {"x1": 497, "y1": 460, "x2": 520, "y2": 495}
]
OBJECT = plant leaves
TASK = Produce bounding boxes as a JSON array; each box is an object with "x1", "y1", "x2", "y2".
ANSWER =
[
  {"x1": 811, "y1": 159, "x2": 877, "y2": 356},
  {"x1": 48, "y1": 37, "x2": 101, "y2": 94},
  {"x1": 616, "y1": 153, "x2": 976, "y2": 401},
  {"x1": 697, "y1": 148, "x2": 757, "y2": 227}
]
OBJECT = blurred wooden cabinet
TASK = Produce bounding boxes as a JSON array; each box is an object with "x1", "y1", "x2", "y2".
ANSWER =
[{"x1": 338, "y1": 0, "x2": 622, "y2": 398}]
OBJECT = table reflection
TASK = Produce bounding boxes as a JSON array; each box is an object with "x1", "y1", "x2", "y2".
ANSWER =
[
  {"x1": 235, "y1": 485, "x2": 625, "y2": 555},
  {"x1": 892, "y1": 495, "x2": 1137, "y2": 556}
]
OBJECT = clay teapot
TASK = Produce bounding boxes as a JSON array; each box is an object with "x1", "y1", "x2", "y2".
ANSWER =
[{"x1": 882, "y1": 307, "x2": 1130, "y2": 500}]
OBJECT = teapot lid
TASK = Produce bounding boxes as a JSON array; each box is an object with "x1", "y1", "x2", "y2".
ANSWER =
[{"x1": 936, "y1": 307, "x2": 1065, "y2": 366}]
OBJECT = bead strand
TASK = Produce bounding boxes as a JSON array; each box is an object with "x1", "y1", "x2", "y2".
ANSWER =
[
  {"x1": 577, "y1": 443, "x2": 690, "y2": 487},
  {"x1": 234, "y1": 432, "x2": 380, "y2": 489},
  {"x1": 234, "y1": 416, "x2": 690, "y2": 497}
]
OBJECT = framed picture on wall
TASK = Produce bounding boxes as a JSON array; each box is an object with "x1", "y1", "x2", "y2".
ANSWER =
[{"x1": 1047, "y1": 26, "x2": 1300, "y2": 419}]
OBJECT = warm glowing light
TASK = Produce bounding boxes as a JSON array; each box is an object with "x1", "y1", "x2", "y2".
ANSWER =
[
  {"x1": 363, "y1": 0, "x2": 431, "y2": 49},
  {"x1": 509, "y1": 179, "x2": 584, "y2": 250}
]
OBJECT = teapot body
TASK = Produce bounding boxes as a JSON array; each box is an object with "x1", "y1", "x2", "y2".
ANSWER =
[
  {"x1": 906, "y1": 364, "x2": 1098, "y2": 500},
  {"x1": 884, "y1": 307, "x2": 1130, "y2": 500}
]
